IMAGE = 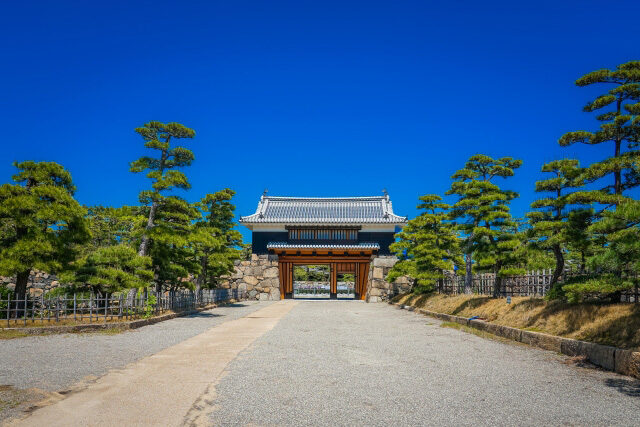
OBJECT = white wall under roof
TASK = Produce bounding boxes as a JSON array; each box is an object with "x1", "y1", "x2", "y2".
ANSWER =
[{"x1": 249, "y1": 223, "x2": 399, "y2": 232}]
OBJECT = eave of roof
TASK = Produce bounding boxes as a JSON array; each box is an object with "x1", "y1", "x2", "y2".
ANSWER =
[{"x1": 266, "y1": 242, "x2": 380, "y2": 250}]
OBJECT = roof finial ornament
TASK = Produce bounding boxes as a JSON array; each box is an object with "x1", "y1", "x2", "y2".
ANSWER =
[
  {"x1": 261, "y1": 188, "x2": 268, "y2": 199},
  {"x1": 382, "y1": 188, "x2": 388, "y2": 198}
]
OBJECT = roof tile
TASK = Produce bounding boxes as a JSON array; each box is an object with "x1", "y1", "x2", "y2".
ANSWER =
[{"x1": 240, "y1": 196, "x2": 407, "y2": 224}]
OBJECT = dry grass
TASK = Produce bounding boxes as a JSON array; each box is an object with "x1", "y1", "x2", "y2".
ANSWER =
[
  {"x1": 0, "y1": 330, "x2": 30, "y2": 340},
  {"x1": 439, "y1": 321, "x2": 517, "y2": 345},
  {"x1": 396, "y1": 293, "x2": 640, "y2": 350}
]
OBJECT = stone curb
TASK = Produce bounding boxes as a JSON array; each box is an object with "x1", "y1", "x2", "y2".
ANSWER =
[
  {"x1": 392, "y1": 301, "x2": 640, "y2": 380},
  {"x1": 0, "y1": 300, "x2": 241, "y2": 335}
]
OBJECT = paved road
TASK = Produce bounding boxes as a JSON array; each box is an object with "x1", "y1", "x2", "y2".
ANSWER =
[
  {"x1": 0, "y1": 301, "x2": 271, "y2": 391},
  {"x1": 210, "y1": 301, "x2": 640, "y2": 426},
  {"x1": 13, "y1": 301, "x2": 295, "y2": 426},
  {"x1": 5, "y1": 300, "x2": 640, "y2": 426}
]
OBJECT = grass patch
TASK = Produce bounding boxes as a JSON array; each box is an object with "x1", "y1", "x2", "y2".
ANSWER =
[
  {"x1": 439, "y1": 321, "x2": 516, "y2": 344},
  {"x1": 85, "y1": 328, "x2": 125, "y2": 336},
  {"x1": 440, "y1": 321, "x2": 462, "y2": 329},
  {"x1": 0, "y1": 330, "x2": 31, "y2": 340},
  {"x1": 0, "y1": 385, "x2": 48, "y2": 417},
  {"x1": 399, "y1": 293, "x2": 640, "y2": 350}
]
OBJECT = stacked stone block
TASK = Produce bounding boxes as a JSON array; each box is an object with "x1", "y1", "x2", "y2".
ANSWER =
[
  {"x1": 229, "y1": 254, "x2": 281, "y2": 301},
  {"x1": 366, "y1": 256, "x2": 411, "y2": 302},
  {"x1": 0, "y1": 270, "x2": 63, "y2": 297}
]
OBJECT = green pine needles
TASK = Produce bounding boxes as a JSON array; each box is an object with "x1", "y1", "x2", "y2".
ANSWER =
[{"x1": 387, "y1": 195, "x2": 461, "y2": 294}]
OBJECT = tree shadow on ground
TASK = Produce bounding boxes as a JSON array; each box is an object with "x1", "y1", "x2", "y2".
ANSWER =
[
  {"x1": 184, "y1": 312, "x2": 223, "y2": 318},
  {"x1": 450, "y1": 297, "x2": 491, "y2": 315},
  {"x1": 412, "y1": 293, "x2": 432, "y2": 307},
  {"x1": 604, "y1": 378, "x2": 640, "y2": 397}
]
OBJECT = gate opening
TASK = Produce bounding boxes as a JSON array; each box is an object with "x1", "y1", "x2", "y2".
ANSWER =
[
  {"x1": 337, "y1": 273, "x2": 355, "y2": 299},
  {"x1": 293, "y1": 265, "x2": 330, "y2": 299}
]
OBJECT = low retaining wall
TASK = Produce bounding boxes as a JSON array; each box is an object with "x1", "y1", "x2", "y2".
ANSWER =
[{"x1": 392, "y1": 302, "x2": 640, "y2": 380}]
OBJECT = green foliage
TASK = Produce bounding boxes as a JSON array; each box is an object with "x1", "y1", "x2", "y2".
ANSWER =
[
  {"x1": 84, "y1": 205, "x2": 140, "y2": 253},
  {"x1": 446, "y1": 154, "x2": 524, "y2": 295},
  {"x1": 130, "y1": 121, "x2": 196, "y2": 193},
  {"x1": 0, "y1": 161, "x2": 89, "y2": 301},
  {"x1": 555, "y1": 61, "x2": 640, "y2": 301},
  {"x1": 147, "y1": 196, "x2": 200, "y2": 291},
  {"x1": 143, "y1": 293, "x2": 157, "y2": 318},
  {"x1": 240, "y1": 243, "x2": 252, "y2": 261},
  {"x1": 60, "y1": 245, "x2": 153, "y2": 294},
  {"x1": 562, "y1": 274, "x2": 636, "y2": 303},
  {"x1": 192, "y1": 189, "x2": 243, "y2": 289},
  {"x1": 0, "y1": 286, "x2": 12, "y2": 319},
  {"x1": 559, "y1": 60, "x2": 640, "y2": 198},
  {"x1": 387, "y1": 195, "x2": 461, "y2": 293},
  {"x1": 294, "y1": 265, "x2": 329, "y2": 282},
  {"x1": 587, "y1": 198, "x2": 640, "y2": 273},
  {"x1": 526, "y1": 159, "x2": 585, "y2": 289},
  {"x1": 130, "y1": 121, "x2": 196, "y2": 257}
]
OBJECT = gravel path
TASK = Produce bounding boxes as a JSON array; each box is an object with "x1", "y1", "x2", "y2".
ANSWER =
[
  {"x1": 0, "y1": 301, "x2": 271, "y2": 391},
  {"x1": 210, "y1": 301, "x2": 640, "y2": 426}
]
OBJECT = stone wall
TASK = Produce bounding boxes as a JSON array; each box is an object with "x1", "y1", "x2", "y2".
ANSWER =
[
  {"x1": 229, "y1": 254, "x2": 281, "y2": 301},
  {"x1": 228, "y1": 254, "x2": 411, "y2": 303},
  {"x1": 365, "y1": 256, "x2": 412, "y2": 302},
  {"x1": 0, "y1": 270, "x2": 63, "y2": 297}
]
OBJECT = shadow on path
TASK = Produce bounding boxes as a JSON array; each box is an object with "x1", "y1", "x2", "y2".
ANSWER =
[{"x1": 604, "y1": 378, "x2": 640, "y2": 397}]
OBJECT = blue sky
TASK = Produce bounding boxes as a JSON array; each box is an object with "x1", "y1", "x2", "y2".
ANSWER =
[{"x1": 1, "y1": 1, "x2": 639, "y2": 242}]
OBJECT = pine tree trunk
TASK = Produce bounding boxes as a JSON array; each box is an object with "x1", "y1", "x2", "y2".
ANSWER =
[
  {"x1": 138, "y1": 201, "x2": 159, "y2": 256},
  {"x1": 551, "y1": 244, "x2": 564, "y2": 286},
  {"x1": 464, "y1": 253, "x2": 472, "y2": 294},
  {"x1": 195, "y1": 278, "x2": 202, "y2": 305},
  {"x1": 614, "y1": 139, "x2": 622, "y2": 196},
  {"x1": 13, "y1": 269, "x2": 30, "y2": 317},
  {"x1": 127, "y1": 288, "x2": 137, "y2": 307},
  {"x1": 492, "y1": 262, "x2": 503, "y2": 298},
  {"x1": 493, "y1": 274, "x2": 502, "y2": 298}
]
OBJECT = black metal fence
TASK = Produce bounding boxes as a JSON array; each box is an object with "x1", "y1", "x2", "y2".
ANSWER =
[{"x1": 2, "y1": 288, "x2": 247, "y2": 326}]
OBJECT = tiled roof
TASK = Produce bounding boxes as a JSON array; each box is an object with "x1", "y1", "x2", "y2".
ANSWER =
[
  {"x1": 266, "y1": 242, "x2": 380, "y2": 250},
  {"x1": 240, "y1": 195, "x2": 407, "y2": 224}
]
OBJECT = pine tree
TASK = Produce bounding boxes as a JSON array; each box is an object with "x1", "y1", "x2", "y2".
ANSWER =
[
  {"x1": 558, "y1": 61, "x2": 640, "y2": 300},
  {"x1": 387, "y1": 195, "x2": 461, "y2": 294},
  {"x1": 0, "y1": 161, "x2": 89, "y2": 307},
  {"x1": 146, "y1": 196, "x2": 200, "y2": 293},
  {"x1": 564, "y1": 208, "x2": 596, "y2": 273},
  {"x1": 61, "y1": 245, "x2": 152, "y2": 295},
  {"x1": 559, "y1": 61, "x2": 640, "y2": 203},
  {"x1": 446, "y1": 154, "x2": 523, "y2": 296},
  {"x1": 527, "y1": 159, "x2": 583, "y2": 288},
  {"x1": 130, "y1": 121, "x2": 196, "y2": 257},
  {"x1": 561, "y1": 200, "x2": 640, "y2": 302},
  {"x1": 84, "y1": 205, "x2": 139, "y2": 253},
  {"x1": 192, "y1": 189, "x2": 243, "y2": 292}
]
